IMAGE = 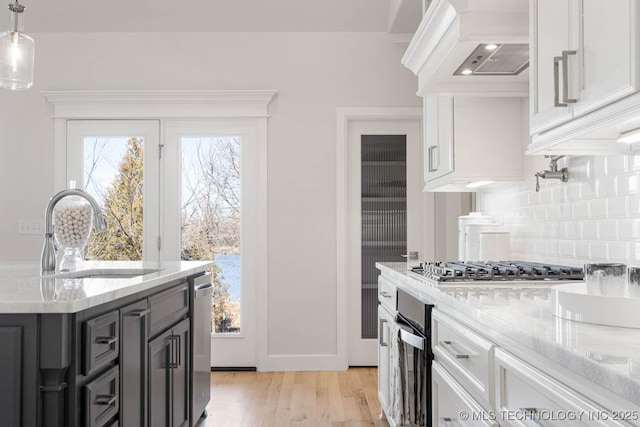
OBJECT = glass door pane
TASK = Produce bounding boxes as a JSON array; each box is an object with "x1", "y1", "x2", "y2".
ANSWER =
[
  {"x1": 361, "y1": 135, "x2": 407, "y2": 339},
  {"x1": 180, "y1": 137, "x2": 241, "y2": 334},
  {"x1": 66, "y1": 120, "x2": 160, "y2": 263},
  {"x1": 83, "y1": 137, "x2": 144, "y2": 260}
]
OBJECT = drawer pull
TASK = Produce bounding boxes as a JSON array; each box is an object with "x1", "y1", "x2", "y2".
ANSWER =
[
  {"x1": 441, "y1": 340, "x2": 469, "y2": 359},
  {"x1": 439, "y1": 417, "x2": 456, "y2": 427},
  {"x1": 96, "y1": 394, "x2": 117, "y2": 406},
  {"x1": 517, "y1": 408, "x2": 549, "y2": 427},
  {"x1": 379, "y1": 319, "x2": 388, "y2": 347},
  {"x1": 96, "y1": 336, "x2": 118, "y2": 345},
  {"x1": 379, "y1": 291, "x2": 392, "y2": 298},
  {"x1": 125, "y1": 308, "x2": 150, "y2": 317}
]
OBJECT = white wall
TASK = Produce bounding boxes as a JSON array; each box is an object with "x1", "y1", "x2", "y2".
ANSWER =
[
  {"x1": 478, "y1": 102, "x2": 640, "y2": 267},
  {"x1": 0, "y1": 32, "x2": 420, "y2": 366}
]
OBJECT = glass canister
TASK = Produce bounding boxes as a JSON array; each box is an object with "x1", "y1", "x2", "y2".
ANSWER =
[{"x1": 53, "y1": 194, "x2": 93, "y2": 271}]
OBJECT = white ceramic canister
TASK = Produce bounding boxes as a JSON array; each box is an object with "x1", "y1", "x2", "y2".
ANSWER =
[
  {"x1": 465, "y1": 223, "x2": 500, "y2": 261},
  {"x1": 458, "y1": 212, "x2": 495, "y2": 261},
  {"x1": 478, "y1": 231, "x2": 511, "y2": 261}
]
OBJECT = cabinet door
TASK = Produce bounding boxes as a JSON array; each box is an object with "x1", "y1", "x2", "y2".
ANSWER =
[
  {"x1": 120, "y1": 300, "x2": 149, "y2": 427},
  {"x1": 170, "y1": 319, "x2": 190, "y2": 427},
  {"x1": 573, "y1": 0, "x2": 639, "y2": 117},
  {"x1": 424, "y1": 96, "x2": 454, "y2": 183},
  {"x1": 433, "y1": 362, "x2": 497, "y2": 427},
  {"x1": 149, "y1": 330, "x2": 172, "y2": 427},
  {"x1": 530, "y1": 0, "x2": 574, "y2": 134}
]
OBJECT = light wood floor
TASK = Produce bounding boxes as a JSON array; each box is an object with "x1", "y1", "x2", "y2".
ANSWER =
[{"x1": 201, "y1": 368, "x2": 390, "y2": 427}]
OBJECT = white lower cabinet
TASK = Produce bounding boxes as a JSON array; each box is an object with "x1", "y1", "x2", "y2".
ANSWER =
[
  {"x1": 377, "y1": 276, "x2": 399, "y2": 427},
  {"x1": 495, "y1": 348, "x2": 632, "y2": 427},
  {"x1": 433, "y1": 362, "x2": 498, "y2": 427}
]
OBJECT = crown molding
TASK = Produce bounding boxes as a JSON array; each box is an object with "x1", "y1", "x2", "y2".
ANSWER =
[{"x1": 42, "y1": 90, "x2": 278, "y2": 119}]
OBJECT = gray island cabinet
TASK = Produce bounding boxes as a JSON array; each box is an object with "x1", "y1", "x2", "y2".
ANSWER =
[{"x1": 0, "y1": 260, "x2": 213, "y2": 427}]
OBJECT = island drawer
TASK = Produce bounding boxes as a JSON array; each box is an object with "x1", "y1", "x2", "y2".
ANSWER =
[
  {"x1": 495, "y1": 348, "x2": 631, "y2": 427},
  {"x1": 83, "y1": 310, "x2": 120, "y2": 376},
  {"x1": 378, "y1": 275, "x2": 397, "y2": 313},
  {"x1": 432, "y1": 310, "x2": 494, "y2": 409},
  {"x1": 433, "y1": 361, "x2": 498, "y2": 427},
  {"x1": 84, "y1": 365, "x2": 119, "y2": 427},
  {"x1": 148, "y1": 282, "x2": 189, "y2": 336}
]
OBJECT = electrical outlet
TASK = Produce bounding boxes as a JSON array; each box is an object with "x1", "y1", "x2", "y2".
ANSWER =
[{"x1": 18, "y1": 220, "x2": 44, "y2": 235}]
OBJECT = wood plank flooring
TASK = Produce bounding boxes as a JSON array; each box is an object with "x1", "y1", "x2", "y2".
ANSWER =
[{"x1": 201, "y1": 368, "x2": 390, "y2": 427}]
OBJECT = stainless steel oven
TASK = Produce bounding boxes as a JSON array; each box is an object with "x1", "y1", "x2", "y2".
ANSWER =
[{"x1": 396, "y1": 288, "x2": 433, "y2": 427}]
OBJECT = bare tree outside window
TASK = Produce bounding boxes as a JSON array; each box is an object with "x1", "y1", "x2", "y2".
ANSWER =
[{"x1": 82, "y1": 136, "x2": 241, "y2": 333}]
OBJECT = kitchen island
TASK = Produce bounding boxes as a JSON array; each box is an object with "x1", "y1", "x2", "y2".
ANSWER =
[
  {"x1": 0, "y1": 260, "x2": 213, "y2": 427},
  {"x1": 377, "y1": 262, "x2": 640, "y2": 426}
]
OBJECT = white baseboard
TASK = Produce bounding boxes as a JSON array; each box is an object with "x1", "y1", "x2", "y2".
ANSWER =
[{"x1": 260, "y1": 353, "x2": 348, "y2": 372}]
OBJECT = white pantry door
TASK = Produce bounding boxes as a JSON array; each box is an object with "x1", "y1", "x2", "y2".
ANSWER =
[
  {"x1": 163, "y1": 119, "x2": 260, "y2": 368},
  {"x1": 347, "y1": 120, "x2": 422, "y2": 366}
]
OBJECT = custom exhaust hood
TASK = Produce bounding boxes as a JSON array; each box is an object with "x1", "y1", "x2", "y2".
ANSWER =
[{"x1": 402, "y1": 0, "x2": 529, "y2": 96}]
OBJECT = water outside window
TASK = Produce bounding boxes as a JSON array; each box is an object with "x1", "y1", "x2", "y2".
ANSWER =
[{"x1": 181, "y1": 137, "x2": 241, "y2": 334}]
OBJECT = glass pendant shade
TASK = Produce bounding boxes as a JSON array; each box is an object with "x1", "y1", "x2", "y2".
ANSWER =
[{"x1": 0, "y1": 3, "x2": 34, "y2": 90}]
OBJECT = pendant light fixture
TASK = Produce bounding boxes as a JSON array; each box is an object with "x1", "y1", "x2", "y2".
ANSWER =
[{"x1": 0, "y1": 0, "x2": 34, "y2": 90}]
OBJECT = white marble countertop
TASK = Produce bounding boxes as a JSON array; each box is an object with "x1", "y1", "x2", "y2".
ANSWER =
[
  {"x1": 0, "y1": 260, "x2": 214, "y2": 314},
  {"x1": 377, "y1": 262, "x2": 640, "y2": 406}
]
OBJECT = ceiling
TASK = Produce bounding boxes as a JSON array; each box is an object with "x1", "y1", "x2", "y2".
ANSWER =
[{"x1": 22, "y1": 0, "x2": 413, "y2": 33}]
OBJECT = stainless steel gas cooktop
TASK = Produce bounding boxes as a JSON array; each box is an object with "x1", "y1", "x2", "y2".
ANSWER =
[{"x1": 410, "y1": 261, "x2": 584, "y2": 283}]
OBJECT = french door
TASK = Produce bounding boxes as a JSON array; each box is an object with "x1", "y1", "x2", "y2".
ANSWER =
[
  {"x1": 66, "y1": 119, "x2": 258, "y2": 368},
  {"x1": 347, "y1": 120, "x2": 422, "y2": 366}
]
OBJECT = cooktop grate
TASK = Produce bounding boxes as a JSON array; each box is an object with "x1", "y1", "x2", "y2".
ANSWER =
[{"x1": 410, "y1": 261, "x2": 583, "y2": 282}]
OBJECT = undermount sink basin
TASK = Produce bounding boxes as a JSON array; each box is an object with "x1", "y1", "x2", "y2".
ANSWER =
[
  {"x1": 551, "y1": 283, "x2": 640, "y2": 329},
  {"x1": 52, "y1": 268, "x2": 162, "y2": 279}
]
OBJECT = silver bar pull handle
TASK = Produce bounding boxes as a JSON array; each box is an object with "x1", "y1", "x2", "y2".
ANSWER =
[
  {"x1": 96, "y1": 394, "x2": 117, "y2": 406},
  {"x1": 561, "y1": 50, "x2": 578, "y2": 104},
  {"x1": 441, "y1": 340, "x2": 470, "y2": 359},
  {"x1": 126, "y1": 308, "x2": 150, "y2": 318},
  {"x1": 428, "y1": 145, "x2": 438, "y2": 172},
  {"x1": 379, "y1": 291, "x2": 392, "y2": 298},
  {"x1": 517, "y1": 408, "x2": 549, "y2": 427},
  {"x1": 400, "y1": 329, "x2": 424, "y2": 350},
  {"x1": 96, "y1": 336, "x2": 118, "y2": 345},
  {"x1": 440, "y1": 417, "x2": 458, "y2": 427},
  {"x1": 379, "y1": 319, "x2": 388, "y2": 347},
  {"x1": 553, "y1": 56, "x2": 566, "y2": 107}
]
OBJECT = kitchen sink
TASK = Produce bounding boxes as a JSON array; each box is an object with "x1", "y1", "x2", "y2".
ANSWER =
[
  {"x1": 51, "y1": 268, "x2": 162, "y2": 279},
  {"x1": 552, "y1": 283, "x2": 640, "y2": 329}
]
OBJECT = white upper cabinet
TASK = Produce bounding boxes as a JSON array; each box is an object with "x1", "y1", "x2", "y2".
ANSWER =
[
  {"x1": 402, "y1": 0, "x2": 529, "y2": 97},
  {"x1": 528, "y1": 0, "x2": 640, "y2": 154},
  {"x1": 424, "y1": 97, "x2": 524, "y2": 192}
]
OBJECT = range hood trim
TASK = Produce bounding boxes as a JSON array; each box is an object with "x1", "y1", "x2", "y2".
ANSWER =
[{"x1": 402, "y1": 0, "x2": 529, "y2": 96}]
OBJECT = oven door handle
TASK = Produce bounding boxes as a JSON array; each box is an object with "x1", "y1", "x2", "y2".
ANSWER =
[{"x1": 399, "y1": 328, "x2": 424, "y2": 350}]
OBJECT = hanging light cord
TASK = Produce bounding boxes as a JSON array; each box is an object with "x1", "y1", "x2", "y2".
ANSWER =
[{"x1": 8, "y1": 1, "x2": 24, "y2": 32}]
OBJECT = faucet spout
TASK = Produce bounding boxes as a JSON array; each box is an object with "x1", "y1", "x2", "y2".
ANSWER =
[{"x1": 41, "y1": 189, "x2": 107, "y2": 274}]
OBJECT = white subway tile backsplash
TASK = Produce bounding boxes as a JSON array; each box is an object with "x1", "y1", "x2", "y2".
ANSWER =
[
  {"x1": 581, "y1": 221, "x2": 598, "y2": 239},
  {"x1": 616, "y1": 174, "x2": 640, "y2": 195},
  {"x1": 618, "y1": 219, "x2": 640, "y2": 240},
  {"x1": 605, "y1": 156, "x2": 627, "y2": 175},
  {"x1": 607, "y1": 197, "x2": 627, "y2": 218},
  {"x1": 598, "y1": 221, "x2": 617, "y2": 240},
  {"x1": 590, "y1": 242, "x2": 608, "y2": 261},
  {"x1": 608, "y1": 242, "x2": 629, "y2": 262},
  {"x1": 597, "y1": 178, "x2": 616, "y2": 198},
  {"x1": 576, "y1": 241, "x2": 590, "y2": 259},
  {"x1": 572, "y1": 201, "x2": 590, "y2": 220},
  {"x1": 476, "y1": 154, "x2": 640, "y2": 266},
  {"x1": 558, "y1": 241, "x2": 575, "y2": 258},
  {"x1": 588, "y1": 198, "x2": 608, "y2": 219}
]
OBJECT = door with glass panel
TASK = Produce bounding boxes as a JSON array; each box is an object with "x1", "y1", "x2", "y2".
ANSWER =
[
  {"x1": 66, "y1": 120, "x2": 161, "y2": 262},
  {"x1": 163, "y1": 119, "x2": 258, "y2": 368},
  {"x1": 347, "y1": 120, "x2": 422, "y2": 366}
]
